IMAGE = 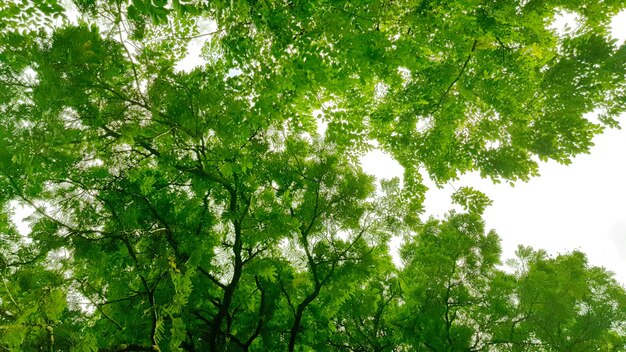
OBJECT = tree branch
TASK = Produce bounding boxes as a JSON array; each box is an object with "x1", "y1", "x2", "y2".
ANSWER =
[{"x1": 431, "y1": 39, "x2": 478, "y2": 115}]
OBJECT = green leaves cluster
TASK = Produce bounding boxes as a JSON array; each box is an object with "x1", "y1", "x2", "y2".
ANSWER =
[{"x1": 1, "y1": 0, "x2": 626, "y2": 351}]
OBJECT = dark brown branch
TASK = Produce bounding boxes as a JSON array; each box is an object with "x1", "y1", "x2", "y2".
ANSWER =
[
  {"x1": 243, "y1": 276, "x2": 266, "y2": 349},
  {"x1": 192, "y1": 310, "x2": 213, "y2": 326},
  {"x1": 139, "y1": 196, "x2": 181, "y2": 260},
  {"x1": 288, "y1": 186, "x2": 329, "y2": 352},
  {"x1": 120, "y1": 236, "x2": 159, "y2": 346},
  {"x1": 431, "y1": 39, "x2": 478, "y2": 115},
  {"x1": 208, "y1": 188, "x2": 250, "y2": 351},
  {"x1": 278, "y1": 276, "x2": 295, "y2": 314},
  {"x1": 115, "y1": 1, "x2": 148, "y2": 105},
  {"x1": 178, "y1": 28, "x2": 225, "y2": 40},
  {"x1": 197, "y1": 266, "x2": 226, "y2": 289}
]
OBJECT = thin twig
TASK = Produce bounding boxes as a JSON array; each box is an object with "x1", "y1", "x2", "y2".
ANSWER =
[{"x1": 431, "y1": 39, "x2": 478, "y2": 115}]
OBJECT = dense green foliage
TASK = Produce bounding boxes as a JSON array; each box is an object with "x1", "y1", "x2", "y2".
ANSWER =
[{"x1": 1, "y1": 0, "x2": 626, "y2": 351}]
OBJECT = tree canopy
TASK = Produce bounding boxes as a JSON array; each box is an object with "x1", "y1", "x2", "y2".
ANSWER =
[{"x1": 1, "y1": 0, "x2": 626, "y2": 351}]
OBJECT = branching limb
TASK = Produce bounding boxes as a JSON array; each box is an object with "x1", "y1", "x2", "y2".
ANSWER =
[{"x1": 431, "y1": 39, "x2": 478, "y2": 115}]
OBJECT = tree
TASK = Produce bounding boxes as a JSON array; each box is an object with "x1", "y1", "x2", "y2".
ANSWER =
[
  {"x1": 1, "y1": 0, "x2": 626, "y2": 351},
  {"x1": 508, "y1": 247, "x2": 626, "y2": 351},
  {"x1": 394, "y1": 190, "x2": 504, "y2": 351}
]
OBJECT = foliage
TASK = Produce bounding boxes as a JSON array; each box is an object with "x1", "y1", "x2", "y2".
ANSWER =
[{"x1": 1, "y1": 0, "x2": 626, "y2": 351}]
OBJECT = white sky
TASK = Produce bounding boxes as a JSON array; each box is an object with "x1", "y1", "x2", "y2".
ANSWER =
[{"x1": 361, "y1": 125, "x2": 626, "y2": 283}]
